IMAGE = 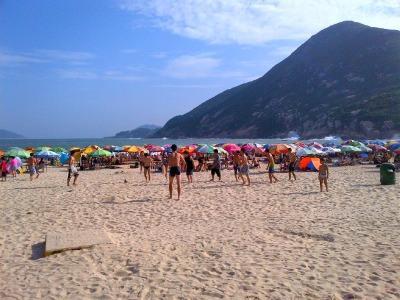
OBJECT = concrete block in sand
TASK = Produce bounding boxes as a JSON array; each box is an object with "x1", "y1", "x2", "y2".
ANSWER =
[{"x1": 45, "y1": 230, "x2": 112, "y2": 256}]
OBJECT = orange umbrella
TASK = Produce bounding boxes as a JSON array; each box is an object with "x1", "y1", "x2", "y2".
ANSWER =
[
  {"x1": 0, "y1": 149, "x2": 4, "y2": 156},
  {"x1": 269, "y1": 144, "x2": 291, "y2": 154},
  {"x1": 179, "y1": 145, "x2": 197, "y2": 154}
]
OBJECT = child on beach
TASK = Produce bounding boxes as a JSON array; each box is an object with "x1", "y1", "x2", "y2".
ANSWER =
[{"x1": 318, "y1": 158, "x2": 329, "y2": 192}]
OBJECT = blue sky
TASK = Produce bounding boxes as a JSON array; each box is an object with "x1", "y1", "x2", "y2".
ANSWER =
[{"x1": 1, "y1": 0, "x2": 399, "y2": 138}]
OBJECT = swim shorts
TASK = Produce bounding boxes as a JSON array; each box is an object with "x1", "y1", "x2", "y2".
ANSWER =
[
  {"x1": 289, "y1": 162, "x2": 295, "y2": 172},
  {"x1": 268, "y1": 166, "x2": 275, "y2": 174},
  {"x1": 169, "y1": 166, "x2": 181, "y2": 177},
  {"x1": 239, "y1": 165, "x2": 249, "y2": 175},
  {"x1": 211, "y1": 168, "x2": 221, "y2": 178}
]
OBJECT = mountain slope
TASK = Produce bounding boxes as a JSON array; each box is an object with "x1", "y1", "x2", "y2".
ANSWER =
[
  {"x1": 0, "y1": 129, "x2": 24, "y2": 138},
  {"x1": 112, "y1": 125, "x2": 161, "y2": 138},
  {"x1": 154, "y1": 21, "x2": 400, "y2": 139}
]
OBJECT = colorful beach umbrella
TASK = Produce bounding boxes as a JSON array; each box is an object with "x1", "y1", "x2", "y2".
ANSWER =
[
  {"x1": 90, "y1": 149, "x2": 112, "y2": 157},
  {"x1": 197, "y1": 144, "x2": 215, "y2": 154},
  {"x1": 341, "y1": 145, "x2": 362, "y2": 153},
  {"x1": 5, "y1": 148, "x2": 30, "y2": 159},
  {"x1": 223, "y1": 144, "x2": 241, "y2": 153},
  {"x1": 82, "y1": 145, "x2": 100, "y2": 155},
  {"x1": 69, "y1": 147, "x2": 81, "y2": 152},
  {"x1": 51, "y1": 147, "x2": 67, "y2": 153},
  {"x1": 60, "y1": 152, "x2": 70, "y2": 164},
  {"x1": 125, "y1": 145, "x2": 141, "y2": 153},
  {"x1": 0, "y1": 149, "x2": 4, "y2": 156},
  {"x1": 35, "y1": 150, "x2": 60, "y2": 158},
  {"x1": 35, "y1": 146, "x2": 51, "y2": 152},
  {"x1": 149, "y1": 145, "x2": 165, "y2": 153},
  {"x1": 269, "y1": 144, "x2": 291, "y2": 155}
]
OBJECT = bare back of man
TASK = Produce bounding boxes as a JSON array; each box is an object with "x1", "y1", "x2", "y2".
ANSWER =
[{"x1": 168, "y1": 149, "x2": 186, "y2": 200}]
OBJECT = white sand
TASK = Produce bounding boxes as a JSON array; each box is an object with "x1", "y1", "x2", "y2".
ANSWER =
[{"x1": 0, "y1": 165, "x2": 399, "y2": 299}]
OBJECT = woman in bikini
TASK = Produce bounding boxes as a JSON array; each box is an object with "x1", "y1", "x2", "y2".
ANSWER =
[{"x1": 318, "y1": 158, "x2": 329, "y2": 192}]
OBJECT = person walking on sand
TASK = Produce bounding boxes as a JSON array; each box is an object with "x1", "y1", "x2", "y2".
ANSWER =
[
  {"x1": 184, "y1": 151, "x2": 194, "y2": 183},
  {"x1": 265, "y1": 149, "x2": 278, "y2": 183},
  {"x1": 67, "y1": 151, "x2": 79, "y2": 186},
  {"x1": 168, "y1": 144, "x2": 186, "y2": 200},
  {"x1": 232, "y1": 151, "x2": 240, "y2": 181},
  {"x1": 318, "y1": 158, "x2": 329, "y2": 192},
  {"x1": 287, "y1": 148, "x2": 297, "y2": 181},
  {"x1": 210, "y1": 149, "x2": 221, "y2": 181},
  {"x1": 142, "y1": 153, "x2": 153, "y2": 182},
  {"x1": 1, "y1": 157, "x2": 7, "y2": 182},
  {"x1": 27, "y1": 153, "x2": 39, "y2": 181},
  {"x1": 139, "y1": 151, "x2": 145, "y2": 174},
  {"x1": 238, "y1": 150, "x2": 251, "y2": 186}
]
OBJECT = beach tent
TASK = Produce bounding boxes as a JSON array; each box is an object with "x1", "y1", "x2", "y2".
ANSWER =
[
  {"x1": 35, "y1": 150, "x2": 60, "y2": 159},
  {"x1": 299, "y1": 157, "x2": 321, "y2": 171},
  {"x1": 90, "y1": 149, "x2": 112, "y2": 157}
]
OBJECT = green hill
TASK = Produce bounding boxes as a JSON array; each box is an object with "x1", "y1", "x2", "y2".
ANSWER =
[{"x1": 154, "y1": 21, "x2": 400, "y2": 139}]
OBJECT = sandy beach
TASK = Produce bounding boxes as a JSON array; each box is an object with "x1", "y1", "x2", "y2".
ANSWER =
[{"x1": 1, "y1": 165, "x2": 399, "y2": 299}]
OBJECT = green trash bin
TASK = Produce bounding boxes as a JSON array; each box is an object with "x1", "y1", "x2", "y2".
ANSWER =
[{"x1": 380, "y1": 163, "x2": 396, "y2": 185}]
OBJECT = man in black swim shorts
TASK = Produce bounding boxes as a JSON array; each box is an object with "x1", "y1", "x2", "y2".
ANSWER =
[{"x1": 167, "y1": 144, "x2": 186, "y2": 200}]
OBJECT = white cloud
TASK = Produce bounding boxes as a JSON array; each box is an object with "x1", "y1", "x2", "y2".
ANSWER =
[
  {"x1": 119, "y1": 0, "x2": 400, "y2": 45},
  {"x1": 163, "y1": 54, "x2": 220, "y2": 78},
  {"x1": 0, "y1": 51, "x2": 47, "y2": 65}
]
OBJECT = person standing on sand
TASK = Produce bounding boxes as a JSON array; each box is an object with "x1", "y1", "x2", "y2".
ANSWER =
[
  {"x1": 210, "y1": 149, "x2": 221, "y2": 181},
  {"x1": 1, "y1": 157, "x2": 7, "y2": 181},
  {"x1": 27, "y1": 153, "x2": 39, "y2": 181},
  {"x1": 184, "y1": 151, "x2": 194, "y2": 183},
  {"x1": 318, "y1": 158, "x2": 329, "y2": 192},
  {"x1": 238, "y1": 150, "x2": 251, "y2": 186},
  {"x1": 67, "y1": 151, "x2": 79, "y2": 186},
  {"x1": 168, "y1": 144, "x2": 186, "y2": 200},
  {"x1": 139, "y1": 151, "x2": 145, "y2": 174},
  {"x1": 232, "y1": 151, "x2": 240, "y2": 181},
  {"x1": 142, "y1": 153, "x2": 153, "y2": 182},
  {"x1": 265, "y1": 149, "x2": 278, "y2": 183},
  {"x1": 287, "y1": 148, "x2": 297, "y2": 181}
]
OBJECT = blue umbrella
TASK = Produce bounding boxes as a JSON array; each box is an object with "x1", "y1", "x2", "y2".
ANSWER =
[
  {"x1": 60, "y1": 152, "x2": 70, "y2": 164},
  {"x1": 35, "y1": 150, "x2": 60, "y2": 159}
]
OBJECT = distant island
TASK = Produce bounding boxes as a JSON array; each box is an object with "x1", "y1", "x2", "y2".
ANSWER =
[
  {"x1": 0, "y1": 129, "x2": 24, "y2": 139},
  {"x1": 111, "y1": 125, "x2": 161, "y2": 138},
  {"x1": 153, "y1": 21, "x2": 400, "y2": 139}
]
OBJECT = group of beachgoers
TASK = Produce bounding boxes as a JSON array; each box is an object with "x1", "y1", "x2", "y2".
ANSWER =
[{"x1": 131, "y1": 144, "x2": 329, "y2": 200}]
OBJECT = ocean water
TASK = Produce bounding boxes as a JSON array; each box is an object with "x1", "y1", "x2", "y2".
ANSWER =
[{"x1": 0, "y1": 138, "x2": 305, "y2": 149}]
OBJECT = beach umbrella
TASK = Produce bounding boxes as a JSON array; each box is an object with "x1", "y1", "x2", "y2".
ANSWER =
[
  {"x1": 82, "y1": 145, "x2": 100, "y2": 155},
  {"x1": 90, "y1": 149, "x2": 112, "y2": 157},
  {"x1": 149, "y1": 145, "x2": 165, "y2": 153},
  {"x1": 367, "y1": 144, "x2": 387, "y2": 152},
  {"x1": 25, "y1": 147, "x2": 35, "y2": 153},
  {"x1": 215, "y1": 147, "x2": 228, "y2": 155},
  {"x1": 341, "y1": 145, "x2": 362, "y2": 153},
  {"x1": 394, "y1": 149, "x2": 400, "y2": 155},
  {"x1": 59, "y1": 152, "x2": 70, "y2": 164},
  {"x1": 241, "y1": 143, "x2": 255, "y2": 153},
  {"x1": 294, "y1": 141, "x2": 306, "y2": 148},
  {"x1": 309, "y1": 146, "x2": 325, "y2": 155},
  {"x1": 69, "y1": 147, "x2": 81, "y2": 152},
  {"x1": 5, "y1": 148, "x2": 30, "y2": 159},
  {"x1": 103, "y1": 145, "x2": 115, "y2": 151},
  {"x1": 269, "y1": 144, "x2": 291, "y2": 155},
  {"x1": 35, "y1": 150, "x2": 60, "y2": 159},
  {"x1": 296, "y1": 147, "x2": 314, "y2": 157},
  {"x1": 358, "y1": 144, "x2": 372, "y2": 153},
  {"x1": 0, "y1": 149, "x2": 4, "y2": 156},
  {"x1": 179, "y1": 145, "x2": 197, "y2": 154},
  {"x1": 197, "y1": 144, "x2": 215, "y2": 154},
  {"x1": 125, "y1": 145, "x2": 141, "y2": 153},
  {"x1": 321, "y1": 147, "x2": 341, "y2": 154},
  {"x1": 35, "y1": 146, "x2": 51, "y2": 152},
  {"x1": 388, "y1": 143, "x2": 400, "y2": 151},
  {"x1": 51, "y1": 147, "x2": 67, "y2": 153},
  {"x1": 223, "y1": 144, "x2": 241, "y2": 153},
  {"x1": 308, "y1": 142, "x2": 323, "y2": 149},
  {"x1": 262, "y1": 144, "x2": 271, "y2": 150}
]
